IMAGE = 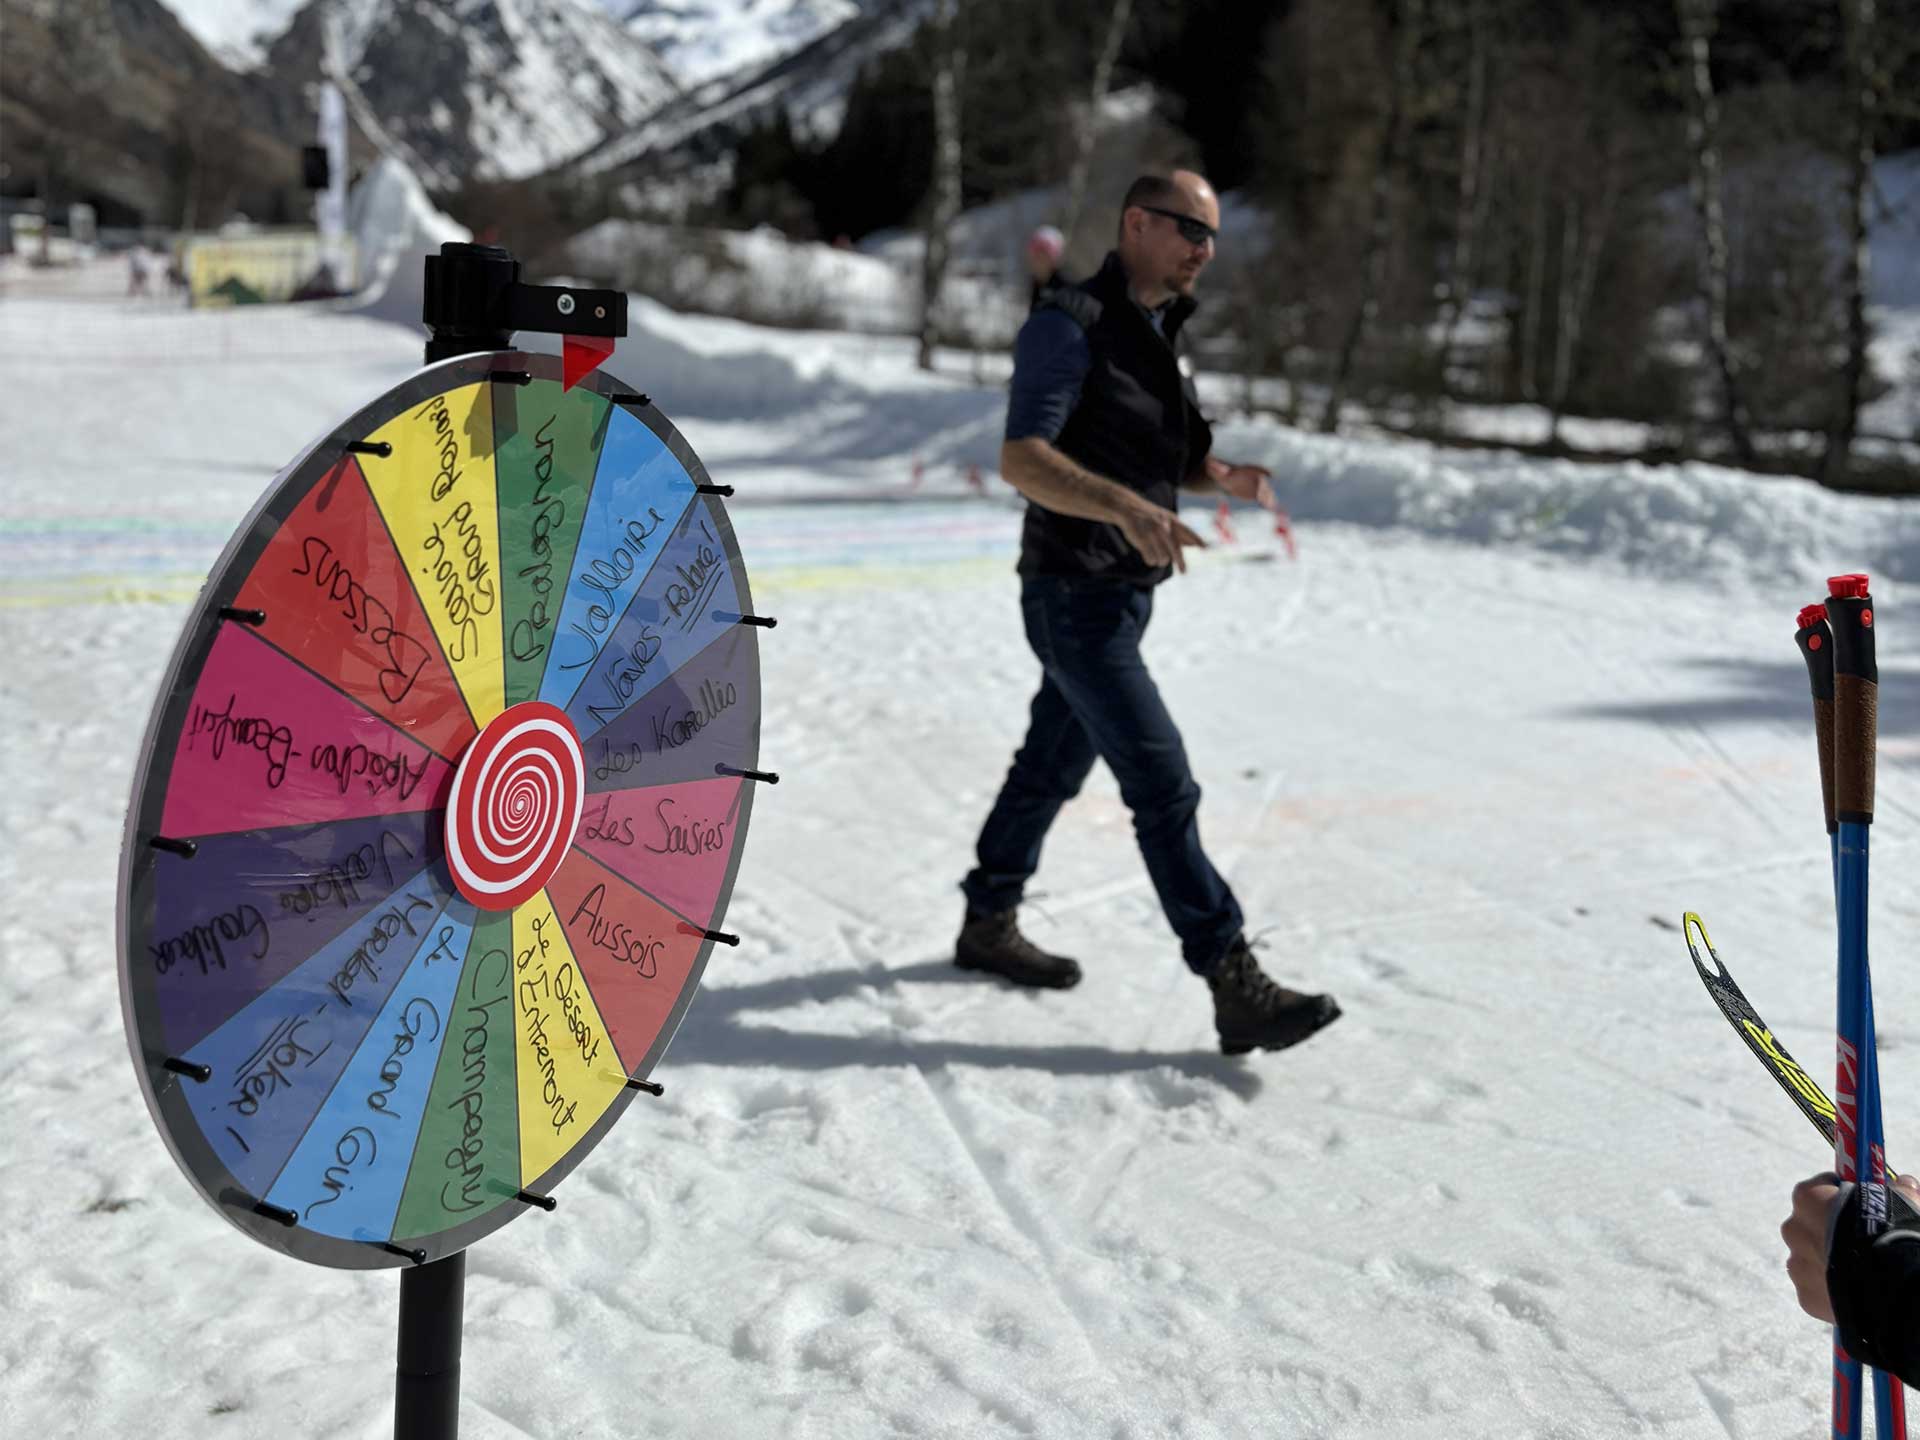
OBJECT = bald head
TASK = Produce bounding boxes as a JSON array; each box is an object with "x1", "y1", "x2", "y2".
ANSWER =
[{"x1": 1117, "y1": 169, "x2": 1220, "y2": 306}]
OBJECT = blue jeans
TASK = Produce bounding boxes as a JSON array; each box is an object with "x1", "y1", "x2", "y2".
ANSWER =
[{"x1": 961, "y1": 575, "x2": 1245, "y2": 974}]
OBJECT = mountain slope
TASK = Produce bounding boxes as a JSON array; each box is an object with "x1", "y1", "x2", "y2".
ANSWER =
[
  {"x1": 142, "y1": 0, "x2": 915, "y2": 201},
  {"x1": 261, "y1": 0, "x2": 683, "y2": 184},
  {"x1": 151, "y1": 0, "x2": 308, "y2": 65},
  {"x1": 575, "y1": 0, "x2": 929, "y2": 200},
  {"x1": 606, "y1": 0, "x2": 865, "y2": 87},
  {"x1": 0, "y1": 0, "x2": 304, "y2": 227}
]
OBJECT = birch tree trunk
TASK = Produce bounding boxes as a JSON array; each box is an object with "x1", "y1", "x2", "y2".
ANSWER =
[
  {"x1": 1676, "y1": 0, "x2": 1756, "y2": 466},
  {"x1": 1518, "y1": 177, "x2": 1547, "y2": 403},
  {"x1": 918, "y1": 0, "x2": 965, "y2": 373},
  {"x1": 1322, "y1": 0, "x2": 1424, "y2": 433},
  {"x1": 1062, "y1": 0, "x2": 1133, "y2": 248},
  {"x1": 1822, "y1": 0, "x2": 1877, "y2": 488},
  {"x1": 1434, "y1": 0, "x2": 1489, "y2": 401},
  {"x1": 1547, "y1": 146, "x2": 1619, "y2": 443}
]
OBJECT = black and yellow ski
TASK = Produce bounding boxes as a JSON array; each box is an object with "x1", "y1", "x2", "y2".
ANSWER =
[
  {"x1": 1685, "y1": 910, "x2": 1919, "y2": 1226},
  {"x1": 1687, "y1": 911, "x2": 1840, "y2": 1140}
]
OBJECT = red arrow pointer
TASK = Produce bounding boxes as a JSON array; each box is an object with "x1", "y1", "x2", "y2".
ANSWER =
[{"x1": 563, "y1": 332, "x2": 616, "y2": 391}]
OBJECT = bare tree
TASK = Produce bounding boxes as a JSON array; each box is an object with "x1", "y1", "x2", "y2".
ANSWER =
[
  {"x1": 1675, "y1": 0, "x2": 1757, "y2": 466},
  {"x1": 1321, "y1": 0, "x2": 1424, "y2": 434},
  {"x1": 17, "y1": 0, "x2": 126, "y2": 238},
  {"x1": 1433, "y1": 0, "x2": 1491, "y2": 399},
  {"x1": 1061, "y1": 0, "x2": 1134, "y2": 248},
  {"x1": 1517, "y1": 174, "x2": 1549, "y2": 402},
  {"x1": 919, "y1": 0, "x2": 965, "y2": 371},
  {"x1": 1540, "y1": 17, "x2": 1630, "y2": 443},
  {"x1": 1822, "y1": 0, "x2": 1880, "y2": 486},
  {"x1": 1546, "y1": 152, "x2": 1620, "y2": 442}
]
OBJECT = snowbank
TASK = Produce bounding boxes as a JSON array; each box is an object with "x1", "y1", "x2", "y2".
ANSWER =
[
  {"x1": 558, "y1": 219, "x2": 1022, "y2": 337},
  {"x1": 341, "y1": 155, "x2": 472, "y2": 332},
  {"x1": 625, "y1": 295, "x2": 1920, "y2": 586},
  {"x1": 555, "y1": 294, "x2": 1916, "y2": 589},
  {"x1": 1219, "y1": 419, "x2": 1912, "y2": 588}
]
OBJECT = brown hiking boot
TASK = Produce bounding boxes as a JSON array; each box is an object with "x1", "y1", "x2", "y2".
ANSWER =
[
  {"x1": 955, "y1": 908, "x2": 1082, "y2": 989},
  {"x1": 1209, "y1": 937, "x2": 1341, "y2": 1055}
]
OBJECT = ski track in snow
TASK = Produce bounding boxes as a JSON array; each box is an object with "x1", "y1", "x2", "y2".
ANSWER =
[{"x1": 0, "y1": 289, "x2": 1913, "y2": 1437}]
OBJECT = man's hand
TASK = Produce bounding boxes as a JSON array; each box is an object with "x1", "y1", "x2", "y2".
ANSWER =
[
  {"x1": 1784, "y1": 1173, "x2": 1846, "y2": 1322},
  {"x1": 1207, "y1": 456, "x2": 1277, "y2": 512},
  {"x1": 1782, "y1": 1171, "x2": 1920, "y2": 1323},
  {"x1": 1113, "y1": 496, "x2": 1206, "y2": 574},
  {"x1": 999, "y1": 438, "x2": 1208, "y2": 573}
]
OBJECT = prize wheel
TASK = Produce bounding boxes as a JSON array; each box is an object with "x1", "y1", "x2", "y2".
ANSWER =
[{"x1": 116, "y1": 351, "x2": 763, "y2": 1268}]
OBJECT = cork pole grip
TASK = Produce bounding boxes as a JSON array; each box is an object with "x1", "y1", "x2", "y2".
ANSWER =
[
  {"x1": 1833, "y1": 676, "x2": 1877, "y2": 821},
  {"x1": 1813, "y1": 697, "x2": 1838, "y2": 832},
  {"x1": 1825, "y1": 578, "x2": 1878, "y2": 826}
]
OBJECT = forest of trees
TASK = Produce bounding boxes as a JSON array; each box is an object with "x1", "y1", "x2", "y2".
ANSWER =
[{"x1": 697, "y1": 0, "x2": 1920, "y2": 489}]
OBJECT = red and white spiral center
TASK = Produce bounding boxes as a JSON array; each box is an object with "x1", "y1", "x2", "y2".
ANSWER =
[{"x1": 445, "y1": 702, "x2": 584, "y2": 911}]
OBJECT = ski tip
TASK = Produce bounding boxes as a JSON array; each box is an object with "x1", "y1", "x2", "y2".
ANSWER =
[
  {"x1": 1681, "y1": 911, "x2": 1722, "y2": 972},
  {"x1": 1797, "y1": 603, "x2": 1829, "y2": 632}
]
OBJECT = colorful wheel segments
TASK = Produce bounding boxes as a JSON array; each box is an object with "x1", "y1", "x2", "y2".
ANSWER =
[{"x1": 117, "y1": 354, "x2": 761, "y2": 1269}]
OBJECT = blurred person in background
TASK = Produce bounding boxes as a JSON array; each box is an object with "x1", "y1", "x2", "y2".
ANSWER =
[
  {"x1": 1025, "y1": 224, "x2": 1066, "y2": 312},
  {"x1": 956, "y1": 170, "x2": 1340, "y2": 1056}
]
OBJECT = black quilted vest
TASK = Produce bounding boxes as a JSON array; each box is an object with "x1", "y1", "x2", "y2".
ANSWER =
[{"x1": 1017, "y1": 251, "x2": 1213, "y2": 588}]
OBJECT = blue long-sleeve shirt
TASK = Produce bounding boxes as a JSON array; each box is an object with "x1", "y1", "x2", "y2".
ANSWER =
[
  {"x1": 1004, "y1": 308, "x2": 1091, "y2": 444},
  {"x1": 1004, "y1": 299, "x2": 1171, "y2": 444}
]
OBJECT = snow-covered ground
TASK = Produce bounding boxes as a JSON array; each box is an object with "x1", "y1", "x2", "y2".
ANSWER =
[{"x1": 3, "y1": 282, "x2": 1919, "y2": 1438}]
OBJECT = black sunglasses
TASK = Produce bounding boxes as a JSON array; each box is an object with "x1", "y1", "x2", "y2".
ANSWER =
[{"x1": 1139, "y1": 205, "x2": 1217, "y2": 246}]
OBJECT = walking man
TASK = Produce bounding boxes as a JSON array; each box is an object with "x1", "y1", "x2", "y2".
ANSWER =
[{"x1": 956, "y1": 170, "x2": 1342, "y2": 1055}]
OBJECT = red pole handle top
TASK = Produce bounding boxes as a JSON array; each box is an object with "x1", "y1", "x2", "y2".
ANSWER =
[{"x1": 1828, "y1": 573, "x2": 1871, "y2": 600}]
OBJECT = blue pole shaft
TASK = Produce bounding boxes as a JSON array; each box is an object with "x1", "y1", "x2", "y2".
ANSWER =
[
  {"x1": 1835, "y1": 821, "x2": 1865, "y2": 1440},
  {"x1": 1837, "y1": 822, "x2": 1903, "y2": 1440}
]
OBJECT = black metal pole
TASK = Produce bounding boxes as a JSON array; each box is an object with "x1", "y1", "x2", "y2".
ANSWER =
[
  {"x1": 389, "y1": 240, "x2": 627, "y2": 1440},
  {"x1": 423, "y1": 242, "x2": 520, "y2": 363},
  {"x1": 388, "y1": 245, "x2": 495, "y2": 1440},
  {"x1": 395, "y1": 1252, "x2": 466, "y2": 1440}
]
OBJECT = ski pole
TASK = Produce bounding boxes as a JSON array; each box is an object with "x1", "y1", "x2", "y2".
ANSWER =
[
  {"x1": 1827, "y1": 573, "x2": 1901, "y2": 1440},
  {"x1": 1802, "y1": 601, "x2": 1865, "y2": 1438},
  {"x1": 1800, "y1": 601, "x2": 1889, "y2": 1436},
  {"x1": 1793, "y1": 603, "x2": 1838, "y2": 883}
]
